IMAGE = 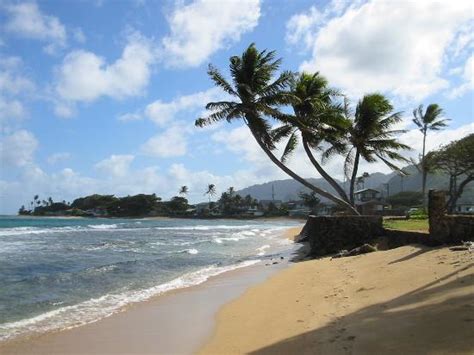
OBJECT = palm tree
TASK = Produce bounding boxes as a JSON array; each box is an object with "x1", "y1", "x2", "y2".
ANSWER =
[
  {"x1": 195, "y1": 44, "x2": 358, "y2": 214},
  {"x1": 179, "y1": 186, "x2": 188, "y2": 196},
  {"x1": 205, "y1": 184, "x2": 216, "y2": 203},
  {"x1": 273, "y1": 72, "x2": 350, "y2": 203},
  {"x1": 227, "y1": 186, "x2": 235, "y2": 197},
  {"x1": 412, "y1": 104, "x2": 449, "y2": 207},
  {"x1": 345, "y1": 94, "x2": 411, "y2": 204}
]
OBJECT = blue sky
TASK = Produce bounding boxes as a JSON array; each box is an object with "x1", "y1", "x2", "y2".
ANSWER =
[{"x1": 0, "y1": 0, "x2": 473, "y2": 214}]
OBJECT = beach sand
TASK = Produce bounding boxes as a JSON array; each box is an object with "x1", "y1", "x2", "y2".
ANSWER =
[
  {"x1": 0, "y1": 226, "x2": 303, "y2": 355},
  {"x1": 200, "y1": 244, "x2": 473, "y2": 354}
]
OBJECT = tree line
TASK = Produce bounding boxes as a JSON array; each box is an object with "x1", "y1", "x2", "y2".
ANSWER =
[{"x1": 196, "y1": 43, "x2": 470, "y2": 214}]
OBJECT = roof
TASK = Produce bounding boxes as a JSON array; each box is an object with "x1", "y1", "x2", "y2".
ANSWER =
[
  {"x1": 354, "y1": 188, "x2": 380, "y2": 194},
  {"x1": 356, "y1": 200, "x2": 389, "y2": 206}
]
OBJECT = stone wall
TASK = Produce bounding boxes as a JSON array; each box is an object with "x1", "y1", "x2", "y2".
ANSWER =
[
  {"x1": 429, "y1": 190, "x2": 474, "y2": 244},
  {"x1": 299, "y1": 215, "x2": 384, "y2": 256}
]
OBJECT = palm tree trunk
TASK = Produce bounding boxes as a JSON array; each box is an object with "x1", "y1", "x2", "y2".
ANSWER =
[
  {"x1": 349, "y1": 150, "x2": 360, "y2": 205},
  {"x1": 248, "y1": 127, "x2": 359, "y2": 215},
  {"x1": 421, "y1": 129, "x2": 427, "y2": 209},
  {"x1": 302, "y1": 137, "x2": 350, "y2": 203}
]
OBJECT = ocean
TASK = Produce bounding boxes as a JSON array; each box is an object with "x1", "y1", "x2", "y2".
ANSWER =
[{"x1": 0, "y1": 216, "x2": 300, "y2": 341}]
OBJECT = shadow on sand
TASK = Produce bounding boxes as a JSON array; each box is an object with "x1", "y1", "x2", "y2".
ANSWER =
[{"x1": 250, "y1": 261, "x2": 474, "y2": 355}]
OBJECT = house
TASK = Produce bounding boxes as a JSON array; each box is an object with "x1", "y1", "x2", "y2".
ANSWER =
[
  {"x1": 246, "y1": 206, "x2": 264, "y2": 217},
  {"x1": 287, "y1": 200, "x2": 310, "y2": 217},
  {"x1": 259, "y1": 199, "x2": 282, "y2": 209},
  {"x1": 455, "y1": 197, "x2": 474, "y2": 214},
  {"x1": 354, "y1": 188, "x2": 388, "y2": 215}
]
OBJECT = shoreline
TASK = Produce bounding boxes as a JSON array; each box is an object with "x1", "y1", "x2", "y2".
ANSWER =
[{"x1": 0, "y1": 226, "x2": 304, "y2": 354}]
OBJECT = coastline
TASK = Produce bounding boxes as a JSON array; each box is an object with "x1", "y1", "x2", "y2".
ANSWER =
[
  {"x1": 0, "y1": 226, "x2": 304, "y2": 354},
  {"x1": 200, "y1": 244, "x2": 473, "y2": 354}
]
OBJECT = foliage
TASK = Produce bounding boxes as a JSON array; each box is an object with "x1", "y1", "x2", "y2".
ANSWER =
[
  {"x1": 164, "y1": 196, "x2": 189, "y2": 214},
  {"x1": 387, "y1": 191, "x2": 423, "y2": 208},
  {"x1": 430, "y1": 133, "x2": 474, "y2": 213},
  {"x1": 106, "y1": 194, "x2": 160, "y2": 217},
  {"x1": 196, "y1": 43, "x2": 359, "y2": 214},
  {"x1": 71, "y1": 194, "x2": 118, "y2": 210},
  {"x1": 298, "y1": 191, "x2": 320, "y2": 212},
  {"x1": 412, "y1": 103, "x2": 449, "y2": 206},
  {"x1": 345, "y1": 94, "x2": 411, "y2": 204}
]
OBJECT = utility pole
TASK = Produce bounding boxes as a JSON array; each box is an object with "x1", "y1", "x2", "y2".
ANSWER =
[{"x1": 271, "y1": 184, "x2": 275, "y2": 201}]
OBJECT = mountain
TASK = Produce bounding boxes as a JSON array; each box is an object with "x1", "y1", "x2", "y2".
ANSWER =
[{"x1": 236, "y1": 166, "x2": 474, "y2": 203}]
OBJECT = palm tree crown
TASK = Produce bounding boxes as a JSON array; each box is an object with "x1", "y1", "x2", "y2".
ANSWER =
[
  {"x1": 205, "y1": 184, "x2": 217, "y2": 202},
  {"x1": 179, "y1": 186, "x2": 188, "y2": 196},
  {"x1": 346, "y1": 94, "x2": 411, "y2": 203},
  {"x1": 195, "y1": 43, "x2": 292, "y2": 149}
]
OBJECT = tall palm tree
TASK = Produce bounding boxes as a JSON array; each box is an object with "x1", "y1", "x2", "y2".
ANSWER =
[
  {"x1": 179, "y1": 185, "x2": 188, "y2": 196},
  {"x1": 205, "y1": 184, "x2": 216, "y2": 203},
  {"x1": 273, "y1": 72, "x2": 350, "y2": 203},
  {"x1": 412, "y1": 104, "x2": 449, "y2": 207},
  {"x1": 195, "y1": 44, "x2": 358, "y2": 214},
  {"x1": 345, "y1": 94, "x2": 411, "y2": 204}
]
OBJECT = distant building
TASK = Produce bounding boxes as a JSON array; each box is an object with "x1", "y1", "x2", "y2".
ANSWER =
[
  {"x1": 354, "y1": 188, "x2": 388, "y2": 215},
  {"x1": 455, "y1": 197, "x2": 474, "y2": 214},
  {"x1": 259, "y1": 200, "x2": 282, "y2": 208}
]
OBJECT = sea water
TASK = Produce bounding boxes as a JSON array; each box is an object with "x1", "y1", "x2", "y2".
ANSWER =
[{"x1": 0, "y1": 216, "x2": 300, "y2": 341}]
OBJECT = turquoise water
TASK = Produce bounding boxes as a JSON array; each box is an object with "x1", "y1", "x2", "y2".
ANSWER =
[{"x1": 0, "y1": 216, "x2": 299, "y2": 341}]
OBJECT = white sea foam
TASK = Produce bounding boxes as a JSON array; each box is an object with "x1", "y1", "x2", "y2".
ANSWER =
[
  {"x1": 153, "y1": 224, "x2": 255, "y2": 231},
  {"x1": 0, "y1": 260, "x2": 261, "y2": 342},
  {"x1": 256, "y1": 244, "x2": 270, "y2": 256},
  {"x1": 88, "y1": 224, "x2": 118, "y2": 230}
]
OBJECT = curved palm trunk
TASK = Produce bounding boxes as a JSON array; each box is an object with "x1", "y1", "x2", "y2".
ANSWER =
[
  {"x1": 302, "y1": 137, "x2": 350, "y2": 204},
  {"x1": 349, "y1": 150, "x2": 360, "y2": 205},
  {"x1": 248, "y1": 126, "x2": 359, "y2": 215}
]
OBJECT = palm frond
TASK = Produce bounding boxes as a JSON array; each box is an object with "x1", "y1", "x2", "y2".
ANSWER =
[{"x1": 280, "y1": 132, "x2": 298, "y2": 163}]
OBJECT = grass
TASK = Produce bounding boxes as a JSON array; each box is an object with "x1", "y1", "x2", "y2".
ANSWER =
[{"x1": 383, "y1": 218, "x2": 429, "y2": 232}]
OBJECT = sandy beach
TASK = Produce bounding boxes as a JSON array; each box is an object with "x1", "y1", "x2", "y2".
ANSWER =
[{"x1": 201, "y1": 244, "x2": 473, "y2": 354}]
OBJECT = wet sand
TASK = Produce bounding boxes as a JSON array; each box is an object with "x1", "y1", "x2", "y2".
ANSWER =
[{"x1": 0, "y1": 226, "x2": 303, "y2": 355}]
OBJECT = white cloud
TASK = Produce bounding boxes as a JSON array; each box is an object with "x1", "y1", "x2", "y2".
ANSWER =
[
  {"x1": 162, "y1": 0, "x2": 260, "y2": 67},
  {"x1": 55, "y1": 32, "x2": 155, "y2": 103},
  {"x1": 3, "y1": 2, "x2": 67, "y2": 53},
  {"x1": 447, "y1": 55, "x2": 474, "y2": 99},
  {"x1": 0, "y1": 129, "x2": 38, "y2": 167},
  {"x1": 141, "y1": 125, "x2": 189, "y2": 157},
  {"x1": 95, "y1": 154, "x2": 135, "y2": 177},
  {"x1": 72, "y1": 28, "x2": 86, "y2": 43},
  {"x1": 118, "y1": 112, "x2": 143, "y2": 122},
  {"x1": 291, "y1": 0, "x2": 473, "y2": 100},
  {"x1": 0, "y1": 56, "x2": 35, "y2": 95},
  {"x1": 47, "y1": 152, "x2": 71, "y2": 165},
  {"x1": 144, "y1": 87, "x2": 224, "y2": 126},
  {"x1": 0, "y1": 56, "x2": 35, "y2": 128}
]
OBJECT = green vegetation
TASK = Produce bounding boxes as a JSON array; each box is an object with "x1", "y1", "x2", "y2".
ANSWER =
[
  {"x1": 387, "y1": 191, "x2": 423, "y2": 209},
  {"x1": 196, "y1": 43, "x2": 412, "y2": 215},
  {"x1": 429, "y1": 134, "x2": 474, "y2": 214},
  {"x1": 412, "y1": 104, "x2": 449, "y2": 207},
  {"x1": 383, "y1": 218, "x2": 429, "y2": 232}
]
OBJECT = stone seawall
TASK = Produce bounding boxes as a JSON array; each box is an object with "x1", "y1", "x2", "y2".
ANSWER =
[
  {"x1": 429, "y1": 190, "x2": 474, "y2": 244},
  {"x1": 299, "y1": 216, "x2": 384, "y2": 256}
]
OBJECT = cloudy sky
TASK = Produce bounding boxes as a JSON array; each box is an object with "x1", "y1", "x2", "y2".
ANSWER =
[{"x1": 0, "y1": 0, "x2": 473, "y2": 214}]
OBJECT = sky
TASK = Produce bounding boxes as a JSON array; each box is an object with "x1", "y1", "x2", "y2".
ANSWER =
[{"x1": 0, "y1": 0, "x2": 473, "y2": 214}]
